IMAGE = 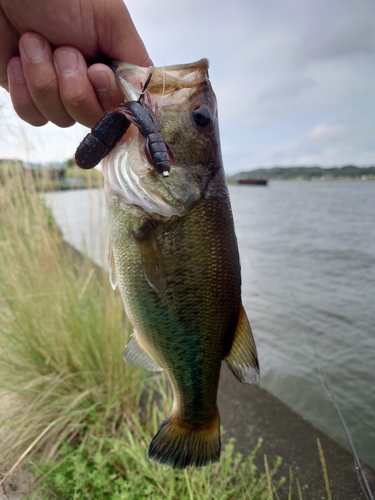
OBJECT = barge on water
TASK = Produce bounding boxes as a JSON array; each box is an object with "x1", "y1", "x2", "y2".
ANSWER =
[{"x1": 237, "y1": 178, "x2": 268, "y2": 186}]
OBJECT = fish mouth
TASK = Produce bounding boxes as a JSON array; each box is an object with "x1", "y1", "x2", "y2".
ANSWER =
[
  {"x1": 102, "y1": 59, "x2": 212, "y2": 218},
  {"x1": 113, "y1": 59, "x2": 210, "y2": 102},
  {"x1": 102, "y1": 128, "x2": 204, "y2": 218}
]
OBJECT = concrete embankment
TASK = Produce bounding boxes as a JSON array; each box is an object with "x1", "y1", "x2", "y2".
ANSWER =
[{"x1": 218, "y1": 363, "x2": 375, "y2": 499}]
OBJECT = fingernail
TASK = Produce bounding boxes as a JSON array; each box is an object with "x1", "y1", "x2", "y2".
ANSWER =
[
  {"x1": 22, "y1": 36, "x2": 45, "y2": 61},
  {"x1": 89, "y1": 70, "x2": 110, "y2": 92},
  {"x1": 8, "y1": 59, "x2": 25, "y2": 81},
  {"x1": 54, "y1": 50, "x2": 79, "y2": 74}
]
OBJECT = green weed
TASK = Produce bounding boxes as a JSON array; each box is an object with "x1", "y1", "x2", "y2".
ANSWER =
[{"x1": 29, "y1": 419, "x2": 284, "y2": 500}]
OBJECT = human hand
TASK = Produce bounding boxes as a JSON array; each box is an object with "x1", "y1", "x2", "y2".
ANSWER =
[{"x1": 0, "y1": 0, "x2": 152, "y2": 128}]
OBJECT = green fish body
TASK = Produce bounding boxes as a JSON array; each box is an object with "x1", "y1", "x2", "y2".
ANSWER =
[{"x1": 102, "y1": 59, "x2": 259, "y2": 470}]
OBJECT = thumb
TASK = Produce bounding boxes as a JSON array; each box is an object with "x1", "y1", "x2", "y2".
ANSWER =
[
  {"x1": 97, "y1": 1, "x2": 152, "y2": 67},
  {"x1": 0, "y1": 7, "x2": 19, "y2": 90}
]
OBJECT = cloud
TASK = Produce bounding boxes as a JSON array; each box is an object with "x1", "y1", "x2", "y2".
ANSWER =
[
  {"x1": 258, "y1": 76, "x2": 315, "y2": 102},
  {"x1": 307, "y1": 124, "x2": 346, "y2": 141},
  {"x1": 293, "y1": 0, "x2": 375, "y2": 66},
  {"x1": 3, "y1": 0, "x2": 375, "y2": 173}
]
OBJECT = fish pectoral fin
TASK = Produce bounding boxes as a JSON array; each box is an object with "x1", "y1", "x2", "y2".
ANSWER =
[
  {"x1": 124, "y1": 332, "x2": 163, "y2": 372},
  {"x1": 224, "y1": 304, "x2": 260, "y2": 384},
  {"x1": 131, "y1": 221, "x2": 167, "y2": 294},
  {"x1": 108, "y1": 239, "x2": 117, "y2": 290}
]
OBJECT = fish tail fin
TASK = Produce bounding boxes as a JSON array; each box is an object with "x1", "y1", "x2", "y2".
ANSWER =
[{"x1": 147, "y1": 410, "x2": 221, "y2": 470}]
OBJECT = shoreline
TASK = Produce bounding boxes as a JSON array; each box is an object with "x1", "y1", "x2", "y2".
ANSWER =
[
  {"x1": 2, "y1": 220, "x2": 373, "y2": 498},
  {"x1": 218, "y1": 363, "x2": 375, "y2": 499},
  {"x1": 55, "y1": 208, "x2": 375, "y2": 497},
  {"x1": 2, "y1": 366, "x2": 373, "y2": 499}
]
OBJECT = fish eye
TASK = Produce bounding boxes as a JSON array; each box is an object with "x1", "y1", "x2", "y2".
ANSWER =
[{"x1": 192, "y1": 105, "x2": 212, "y2": 127}]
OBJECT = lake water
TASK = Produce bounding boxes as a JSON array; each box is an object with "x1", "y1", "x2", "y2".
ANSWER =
[{"x1": 45, "y1": 181, "x2": 375, "y2": 467}]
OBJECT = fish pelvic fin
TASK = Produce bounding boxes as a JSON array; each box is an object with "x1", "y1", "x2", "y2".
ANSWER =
[
  {"x1": 225, "y1": 304, "x2": 260, "y2": 384},
  {"x1": 124, "y1": 332, "x2": 163, "y2": 372},
  {"x1": 147, "y1": 411, "x2": 221, "y2": 470}
]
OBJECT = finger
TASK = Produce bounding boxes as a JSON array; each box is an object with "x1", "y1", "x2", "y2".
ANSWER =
[
  {"x1": 7, "y1": 57, "x2": 48, "y2": 126},
  {"x1": 87, "y1": 63, "x2": 124, "y2": 111},
  {"x1": 97, "y1": 1, "x2": 152, "y2": 67},
  {"x1": 0, "y1": 7, "x2": 19, "y2": 90},
  {"x1": 19, "y1": 32, "x2": 74, "y2": 127},
  {"x1": 54, "y1": 47, "x2": 105, "y2": 128}
]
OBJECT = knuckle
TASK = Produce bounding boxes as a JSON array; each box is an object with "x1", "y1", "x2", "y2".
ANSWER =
[
  {"x1": 64, "y1": 89, "x2": 89, "y2": 110},
  {"x1": 32, "y1": 76, "x2": 57, "y2": 97},
  {"x1": 14, "y1": 102, "x2": 48, "y2": 126}
]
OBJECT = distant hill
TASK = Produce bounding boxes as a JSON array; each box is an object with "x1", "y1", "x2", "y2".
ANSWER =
[{"x1": 231, "y1": 166, "x2": 375, "y2": 181}]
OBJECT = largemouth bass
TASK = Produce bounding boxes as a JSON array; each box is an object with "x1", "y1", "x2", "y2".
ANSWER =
[{"x1": 90, "y1": 59, "x2": 259, "y2": 469}]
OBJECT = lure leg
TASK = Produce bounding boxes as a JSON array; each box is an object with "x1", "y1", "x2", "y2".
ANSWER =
[
  {"x1": 145, "y1": 134, "x2": 173, "y2": 176},
  {"x1": 75, "y1": 110, "x2": 131, "y2": 169}
]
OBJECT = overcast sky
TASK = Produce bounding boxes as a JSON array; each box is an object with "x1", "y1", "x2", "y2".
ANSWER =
[{"x1": 1, "y1": 0, "x2": 375, "y2": 175}]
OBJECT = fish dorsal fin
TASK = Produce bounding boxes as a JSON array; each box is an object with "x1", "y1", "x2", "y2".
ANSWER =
[
  {"x1": 124, "y1": 332, "x2": 163, "y2": 372},
  {"x1": 131, "y1": 221, "x2": 166, "y2": 294},
  {"x1": 108, "y1": 240, "x2": 117, "y2": 290},
  {"x1": 225, "y1": 305, "x2": 260, "y2": 384}
]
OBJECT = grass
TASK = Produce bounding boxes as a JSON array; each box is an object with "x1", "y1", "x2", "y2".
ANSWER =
[
  {"x1": 0, "y1": 169, "x2": 304, "y2": 499},
  {"x1": 28, "y1": 429, "x2": 284, "y2": 499},
  {"x1": 0, "y1": 170, "x2": 146, "y2": 466},
  {"x1": 27, "y1": 378, "x2": 286, "y2": 499},
  {"x1": 0, "y1": 160, "x2": 103, "y2": 191},
  {"x1": 32, "y1": 165, "x2": 103, "y2": 191},
  {"x1": 60, "y1": 164, "x2": 103, "y2": 190}
]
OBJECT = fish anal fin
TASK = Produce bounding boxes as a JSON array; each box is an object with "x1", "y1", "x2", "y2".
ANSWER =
[
  {"x1": 108, "y1": 239, "x2": 117, "y2": 290},
  {"x1": 124, "y1": 332, "x2": 163, "y2": 372},
  {"x1": 147, "y1": 410, "x2": 220, "y2": 470},
  {"x1": 225, "y1": 305, "x2": 260, "y2": 384},
  {"x1": 131, "y1": 220, "x2": 166, "y2": 294}
]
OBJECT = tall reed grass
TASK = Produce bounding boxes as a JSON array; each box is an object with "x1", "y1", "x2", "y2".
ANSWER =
[{"x1": 0, "y1": 169, "x2": 147, "y2": 465}]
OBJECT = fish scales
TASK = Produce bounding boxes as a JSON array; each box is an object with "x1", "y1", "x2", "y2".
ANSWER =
[
  {"x1": 107, "y1": 192, "x2": 239, "y2": 417},
  {"x1": 100, "y1": 59, "x2": 259, "y2": 469}
]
